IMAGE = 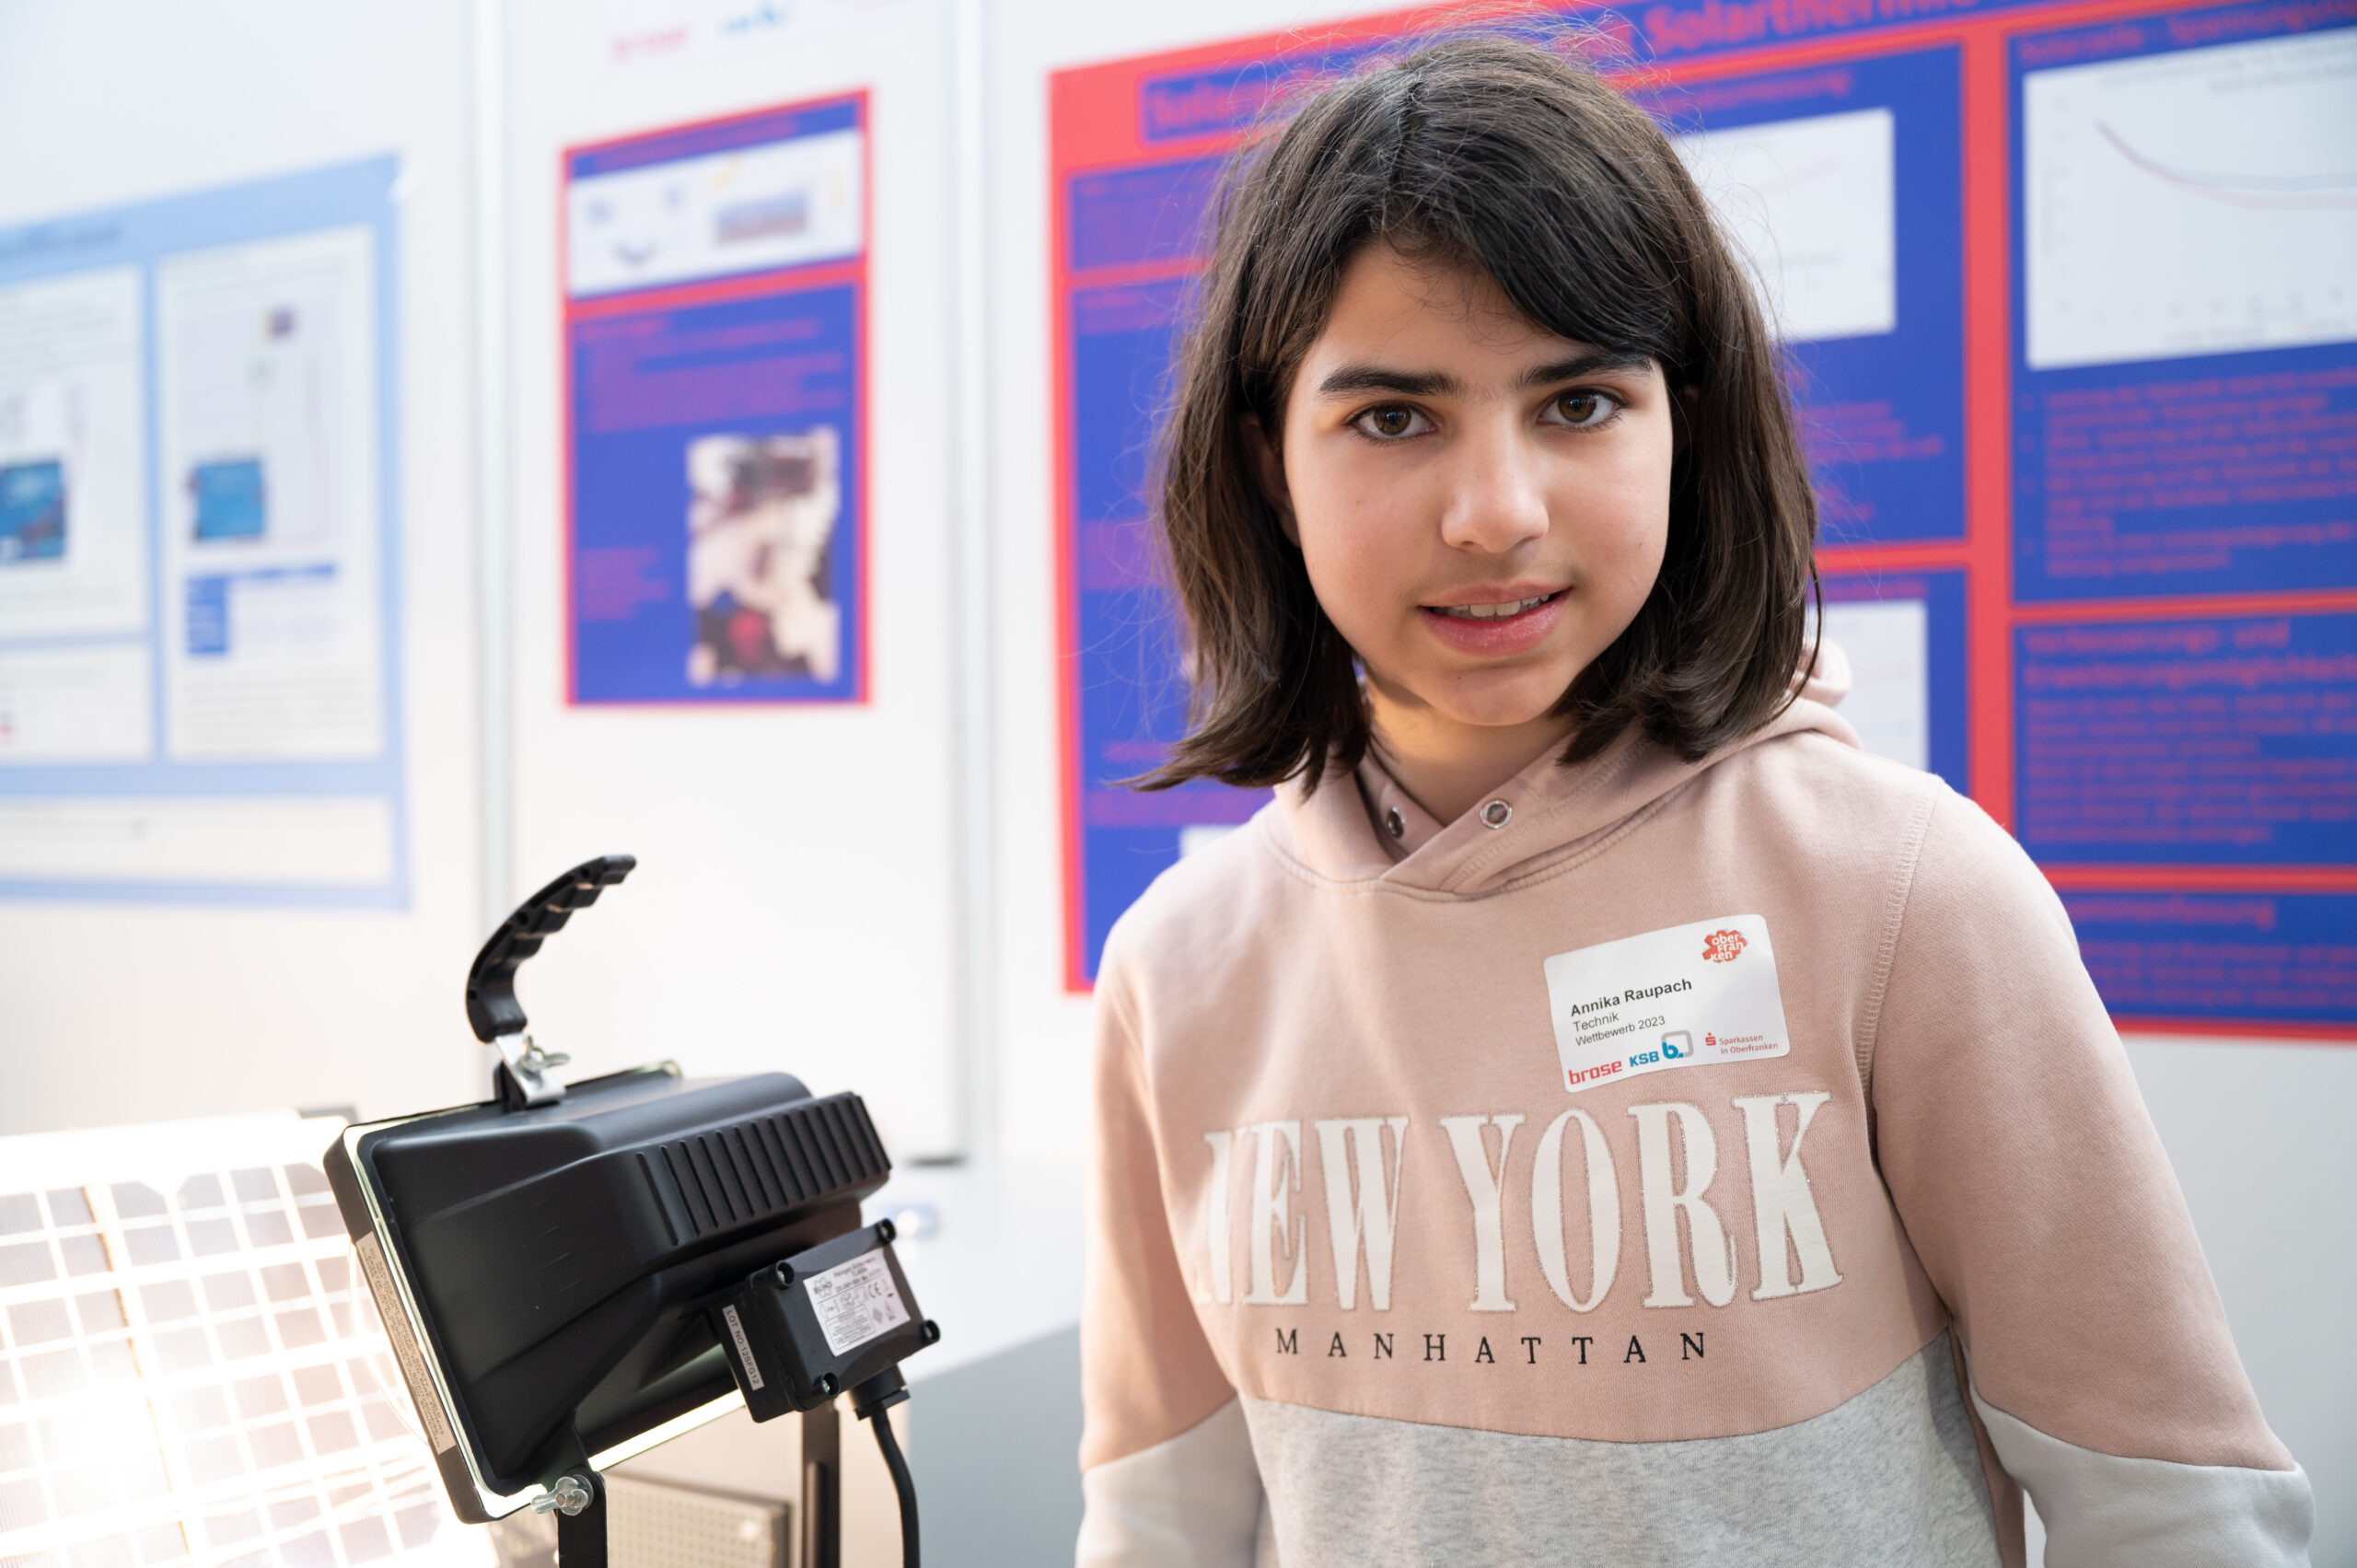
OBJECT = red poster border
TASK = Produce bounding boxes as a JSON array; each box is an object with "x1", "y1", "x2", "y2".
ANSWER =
[
  {"x1": 560, "y1": 89, "x2": 875, "y2": 709},
  {"x1": 1049, "y1": 4, "x2": 2357, "y2": 1040}
]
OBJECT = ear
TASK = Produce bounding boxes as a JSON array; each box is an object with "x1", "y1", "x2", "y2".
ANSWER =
[{"x1": 1241, "y1": 415, "x2": 1300, "y2": 546}]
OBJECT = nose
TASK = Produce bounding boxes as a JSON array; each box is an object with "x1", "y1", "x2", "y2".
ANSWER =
[{"x1": 1435, "y1": 413, "x2": 1550, "y2": 556}]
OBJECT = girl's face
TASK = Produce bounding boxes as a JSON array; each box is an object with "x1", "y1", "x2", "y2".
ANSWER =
[{"x1": 1262, "y1": 243, "x2": 1675, "y2": 743}]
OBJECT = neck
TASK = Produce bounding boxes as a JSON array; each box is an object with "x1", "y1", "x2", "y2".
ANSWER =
[{"x1": 1365, "y1": 684, "x2": 1577, "y2": 826}]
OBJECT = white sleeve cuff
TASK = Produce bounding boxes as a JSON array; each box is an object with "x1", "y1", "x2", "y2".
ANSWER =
[{"x1": 1970, "y1": 1386, "x2": 2313, "y2": 1567}]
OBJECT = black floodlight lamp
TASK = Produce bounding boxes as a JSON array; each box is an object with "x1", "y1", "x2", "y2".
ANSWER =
[{"x1": 325, "y1": 855, "x2": 936, "y2": 1568}]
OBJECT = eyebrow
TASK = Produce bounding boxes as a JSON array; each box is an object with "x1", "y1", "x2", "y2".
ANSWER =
[{"x1": 1313, "y1": 349, "x2": 1655, "y2": 400}]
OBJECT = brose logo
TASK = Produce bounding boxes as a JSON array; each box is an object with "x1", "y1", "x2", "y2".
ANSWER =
[{"x1": 1701, "y1": 928, "x2": 1747, "y2": 964}]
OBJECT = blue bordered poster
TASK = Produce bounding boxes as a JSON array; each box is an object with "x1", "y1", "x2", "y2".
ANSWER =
[
  {"x1": 563, "y1": 95, "x2": 869, "y2": 705},
  {"x1": 0, "y1": 159, "x2": 407, "y2": 906}
]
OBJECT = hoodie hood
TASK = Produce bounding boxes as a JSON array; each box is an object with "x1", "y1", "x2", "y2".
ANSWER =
[{"x1": 1273, "y1": 644, "x2": 1860, "y2": 897}]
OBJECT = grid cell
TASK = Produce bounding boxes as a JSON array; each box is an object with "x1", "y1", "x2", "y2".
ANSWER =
[
  {"x1": 57, "y1": 1237, "x2": 110, "y2": 1277},
  {"x1": 134, "y1": 1524, "x2": 188, "y2": 1563},
  {"x1": 291, "y1": 1367, "x2": 340, "y2": 1410},
  {"x1": 242, "y1": 1213, "x2": 294, "y2": 1249},
  {"x1": 231, "y1": 1376, "x2": 287, "y2": 1421},
  {"x1": 217, "y1": 1319, "x2": 271, "y2": 1361},
  {"x1": 0, "y1": 1243, "x2": 54, "y2": 1287},
  {"x1": 122, "y1": 1229, "x2": 180, "y2": 1268},
  {"x1": 18, "y1": 1353, "x2": 86, "y2": 1400},
  {"x1": 73, "y1": 1294, "x2": 123, "y2": 1333},
  {"x1": 247, "y1": 1423, "x2": 302, "y2": 1470},
  {"x1": 338, "y1": 1516, "x2": 392, "y2": 1564},
  {"x1": 67, "y1": 1537, "x2": 134, "y2": 1568},
  {"x1": 139, "y1": 1283, "x2": 198, "y2": 1324},
  {"x1": 200, "y1": 1272, "x2": 257, "y2": 1312},
  {"x1": 110, "y1": 1186, "x2": 167, "y2": 1221},
  {"x1": 153, "y1": 1330, "x2": 213, "y2": 1374},
  {"x1": 6, "y1": 1303, "x2": 70, "y2": 1346}
]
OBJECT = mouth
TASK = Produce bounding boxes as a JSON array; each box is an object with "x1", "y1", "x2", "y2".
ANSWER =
[
  {"x1": 1426, "y1": 591, "x2": 1562, "y2": 621},
  {"x1": 1416, "y1": 587, "x2": 1570, "y2": 656}
]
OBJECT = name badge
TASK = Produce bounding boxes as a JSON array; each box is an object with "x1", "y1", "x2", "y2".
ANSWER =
[{"x1": 1542, "y1": 915, "x2": 1792, "y2": 1092}]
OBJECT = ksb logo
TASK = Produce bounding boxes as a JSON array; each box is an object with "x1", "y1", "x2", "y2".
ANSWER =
[{"x1": 1661, "y1": 1030, "x2": 1692, "y2": 1060}]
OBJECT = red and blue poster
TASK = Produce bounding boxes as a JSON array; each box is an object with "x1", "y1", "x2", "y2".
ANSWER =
[
  {"x1": 1050, "y1": 0, "x2": 2357, "y2": 1035},
  {"x1": 564, "y1": 93, "x2": 869, "y2": 704}
]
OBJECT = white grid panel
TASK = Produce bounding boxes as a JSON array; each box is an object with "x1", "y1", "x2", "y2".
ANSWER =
[{"x1": 0, "y1": 1114, "x2": 492, "y2": 1568}]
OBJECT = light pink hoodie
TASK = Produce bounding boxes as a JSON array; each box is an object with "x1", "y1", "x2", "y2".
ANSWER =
[{"x1": 1078, "y1": 673, "x2": 2311, "y2": 1566}]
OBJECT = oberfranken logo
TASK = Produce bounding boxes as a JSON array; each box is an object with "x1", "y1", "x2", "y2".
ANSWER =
[{"x1": 1702, "y1": 928, "x2": 1747, "y2": 963}]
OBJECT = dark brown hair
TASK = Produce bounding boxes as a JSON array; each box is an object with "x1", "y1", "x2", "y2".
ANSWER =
[{"x1": 1140, "y1": 30, "x2": 1818, "y2": 791}]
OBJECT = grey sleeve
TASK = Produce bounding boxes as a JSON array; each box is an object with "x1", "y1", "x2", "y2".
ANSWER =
[{"x1": 1970, "y1": 1385, "x2": 2313, "y2": 1567}]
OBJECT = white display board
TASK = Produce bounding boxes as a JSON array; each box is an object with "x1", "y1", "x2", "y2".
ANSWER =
[{"x1": 0, "y1": 165, "x2": 403, "y2": 903}]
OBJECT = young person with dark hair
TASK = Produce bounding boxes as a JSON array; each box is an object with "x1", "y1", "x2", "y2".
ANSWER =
[{"x1": 1076, "y1": 32, "x2": 2312, "y2": 1567}]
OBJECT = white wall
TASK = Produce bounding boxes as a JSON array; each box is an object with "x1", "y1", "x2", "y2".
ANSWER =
[{"x1": 0, "y1": 0, "x2": 488, "y2": 1132}]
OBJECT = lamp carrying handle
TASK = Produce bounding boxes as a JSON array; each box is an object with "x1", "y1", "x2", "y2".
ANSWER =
[{"x1": 464, "y1": 854, "x2": 637, "y2": 1044}]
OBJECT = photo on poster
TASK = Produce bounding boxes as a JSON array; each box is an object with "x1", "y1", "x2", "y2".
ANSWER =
[
  {"x1": 686, "y1": 427, "x2": 842, "y2": 686},
  {"x1": 0, "y1": 459, "x2": 65, "y2": 562}
]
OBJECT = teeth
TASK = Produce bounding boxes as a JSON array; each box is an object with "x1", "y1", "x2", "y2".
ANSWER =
[{"x1": 1438, "y1": 594, "x2": 1553, "y2": 621}]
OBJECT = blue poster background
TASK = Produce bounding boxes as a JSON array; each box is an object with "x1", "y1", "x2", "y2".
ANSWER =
[
  {"x1": 570, "y1": 283, "x2": 864, "y2": 703},
  {"x1": 1067, "y1": 280, "x2": 1270, "y2": 979},
  {"x1": 2014, "y1": 609, "x2": 2357, "y2": 866},
  {"x1": 2061, "y1": 889, "x2": 2357, "y2": 1027},
  {"x1": 2007, "y1": 5, "x2": 2357, "y2": 601}
]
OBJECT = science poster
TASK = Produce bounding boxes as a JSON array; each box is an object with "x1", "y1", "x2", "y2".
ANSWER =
[
  {"x1": 564, "y1": 94, "x2": 868, "y2": 704},
  {"x1": 1051, "y1": 0, "x2": 2357, "y2": 1036},
  {"x1": 0, "y1": 159, "x2": 406, "y2": 905}
]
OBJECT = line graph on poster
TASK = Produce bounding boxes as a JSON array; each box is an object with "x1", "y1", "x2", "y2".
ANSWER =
[
  {"x1": 2023, "y1": 26, "x2": 2357, "y2": 370},
  {"x1": 0, "y1": 1113, "x2": 493, "y2": 1568}
]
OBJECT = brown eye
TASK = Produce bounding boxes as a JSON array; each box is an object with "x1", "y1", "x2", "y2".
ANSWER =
[
  {"x1": 1353, "y1": 405, "x2": 1429, "y2": 440},
  {"x1": 1551, "y1": 390, "x2": 1616, "y2": 427}
]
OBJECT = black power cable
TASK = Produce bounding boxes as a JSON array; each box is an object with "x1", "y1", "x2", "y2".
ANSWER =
[{"x1": 851, "y1": 1369, "x2": 919, "y2": 1568}]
